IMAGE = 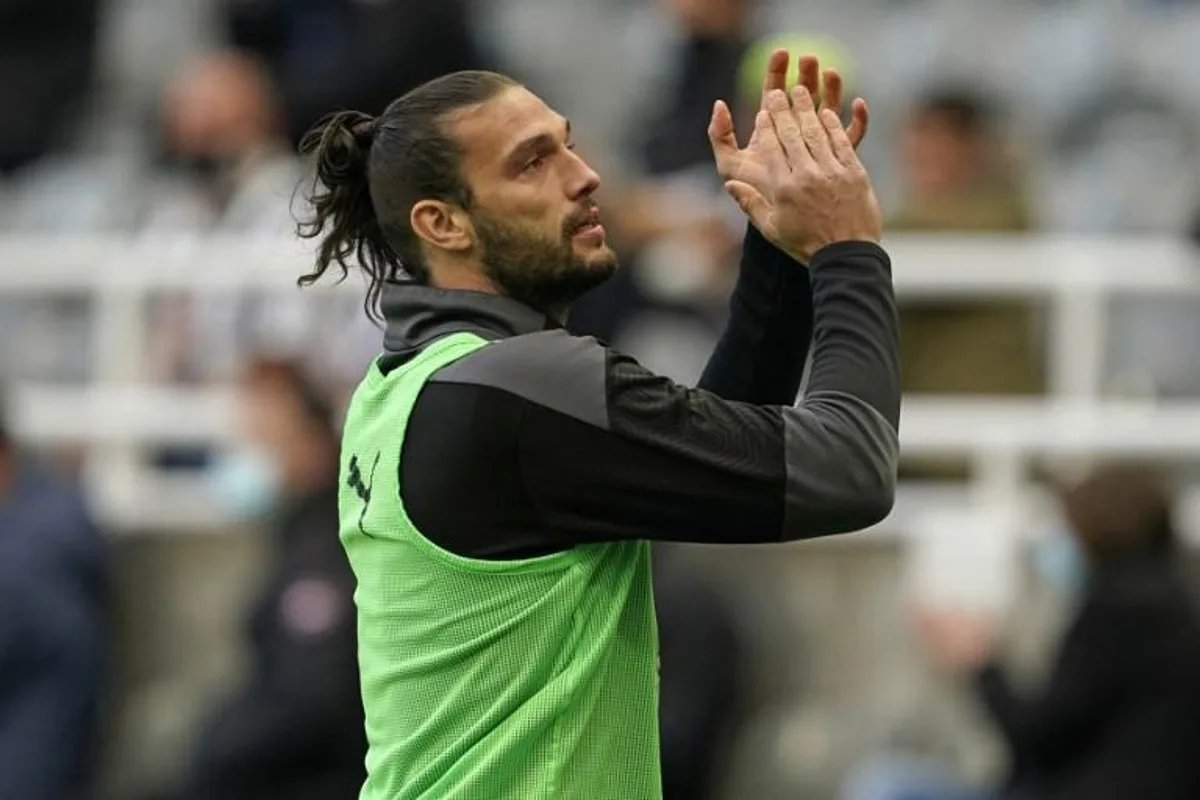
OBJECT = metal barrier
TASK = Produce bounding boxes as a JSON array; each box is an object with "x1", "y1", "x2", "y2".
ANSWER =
[{"x1": 3, "y1": 233, "x2": 1200, "y2": 535}]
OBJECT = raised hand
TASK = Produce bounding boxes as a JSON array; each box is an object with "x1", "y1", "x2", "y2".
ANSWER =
[
  {"x1": 721, "y1": 85, "x2": 882, "y2": 263},
  {"x1": 709, "y1": 50, "x2": 870, "y2": 258}
]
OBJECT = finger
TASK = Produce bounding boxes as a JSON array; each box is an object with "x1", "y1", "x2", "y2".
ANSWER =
[
  {"x1": 708, "y1": 99, "x2": 739, "y2": 173},
  {"x1": 797, "y1": 54, "x2": 820, "y2": 104},
  {"x1": 760, "y1": 49, "x2": 790, "y2": 110},
  {"x1": 766, "y1": 89, "x2": 807, "y2": 168},
  {"x1": 820, "y1": 108, "x2": 856, "y2": 166},
  {"x1": 751, "y1": 108, "x2": 788, "y2": 173},
  {"x1": 847, "y1": 97, "x2": 870, "y2": 149},
  {"x1": 724, "y1": 179, "x2": 770, "y2": 221},
  {"x1": 791, "y1": 85, "x2": 836, "y2": 169},
  {"x1": 821, "y1": 69, "x2": 843, "y2": 116}
]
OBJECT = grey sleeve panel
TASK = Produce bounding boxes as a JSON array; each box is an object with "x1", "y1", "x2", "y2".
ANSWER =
[
  {"x1": 429, "y1": 329, "x2": 610, "y2": 432},
  {"x1": 780, "y1": 390, "x2": 900, "y2": 539}
]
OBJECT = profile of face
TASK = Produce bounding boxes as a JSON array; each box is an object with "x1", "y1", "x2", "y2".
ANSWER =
[{"x1": 430, "y1": 86, "x2": 618, "y2": 313}]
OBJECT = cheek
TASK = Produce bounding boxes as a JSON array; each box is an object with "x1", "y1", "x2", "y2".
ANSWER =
[{"x1": 476, "y1": 188, "x2": 564, "y2": 236}]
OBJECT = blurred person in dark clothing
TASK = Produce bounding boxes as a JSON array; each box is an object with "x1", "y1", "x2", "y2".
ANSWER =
[
  {"x1": 219, "y1": 0, "x2": 488, "y2": 148},
  {"x1": 0, "y1": 0, "x2": 100, "y2": 175},
  {"x1": 0, "y1": 408, "x2": 109, "y2": 799},
  {"x1": 916, "y1": 463, "x2": 1200, "y2": 800},
  {"x1": 654, "y1": 546, "x2": 744, "y2": 800},
  {"x1": 157, "y1": 359, "x2": 364, "y2": 800}
]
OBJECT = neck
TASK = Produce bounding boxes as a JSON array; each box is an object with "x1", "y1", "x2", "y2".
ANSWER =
[
  {"x1": 429, "y1": 261, "x2": 567, "y2": 323},
  {"x1": 431, "y1": 266, "x2": 497, "y2": 295}
]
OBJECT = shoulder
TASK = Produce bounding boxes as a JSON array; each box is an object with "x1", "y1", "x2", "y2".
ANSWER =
[{"x1": 429, "y1": 329, "x2": 611, "y2": 430}]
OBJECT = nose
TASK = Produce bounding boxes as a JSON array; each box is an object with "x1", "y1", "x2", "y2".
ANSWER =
[{"x1": 565, "y1": 148, "x2": 601, "y2": 200}]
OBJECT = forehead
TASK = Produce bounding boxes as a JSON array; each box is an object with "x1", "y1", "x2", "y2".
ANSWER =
[{"x1": 448, "y1": 86, "x2": 565, "y2": 170}]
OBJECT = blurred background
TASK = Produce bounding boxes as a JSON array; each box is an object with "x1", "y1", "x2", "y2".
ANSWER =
[{"x1": 7, "y1": 0, "x2": 1200, "y2": 798}]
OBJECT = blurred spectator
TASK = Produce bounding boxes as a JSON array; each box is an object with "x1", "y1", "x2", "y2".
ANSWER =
[
  {"x1": 153, "y1": 51, "x2": 299, "y2": 235},
  {"x1": 220, "y1": 0, "x2": 489, "y2": 147},
  {"x1": 860, "y1": 463, "x2": 1200, "y2": 800},
  {"x1": 0, "y1": 0, "x2": 100, "y2": 175},
  {"x1": 890, "y1": 90, "x2": 1031, "y2": 233},
  {"x1": 154, "y1": 359, "x2": 364, "y2": 800},
  {"x1": 655, "y1": 545, "x2": 745, "y2": 800},
  {"x1": 890, "y1": 90, "x2": 1042, "y2": 468},
  {"x1": 144, "y1": 52, "x2": 377, "y2": 400},
  {"x1": 0, "y1": 402, "x2": 109, "y2": 799}
]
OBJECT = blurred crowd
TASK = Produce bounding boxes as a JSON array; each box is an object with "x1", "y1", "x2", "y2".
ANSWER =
[
  {"x1": 3, "y1": 0, "x2": 1200, "y2": 398},
  {"x1": 5, "y1": 0, "x2": 1200, "y2": 798}
]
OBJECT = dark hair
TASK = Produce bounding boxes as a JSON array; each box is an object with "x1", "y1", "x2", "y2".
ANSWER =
[
  {"x1": 296, "y1": 70, "x2": 519, "y2": 322},
  {"x1": 1059, "y1": 462, "x2": 1178, "y2": 563},
  {"x1": 913, "y1": 88, "x2": 993, "y2": 136}
]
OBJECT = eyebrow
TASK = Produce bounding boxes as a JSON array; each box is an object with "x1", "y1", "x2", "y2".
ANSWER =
[{"x1": 506, "y1": 118, "x2": 572, "y2": 168}]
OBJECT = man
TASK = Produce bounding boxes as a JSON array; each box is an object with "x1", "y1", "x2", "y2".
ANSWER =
[
  {"x1": 889, "y1": 89, "x2": 1041, "y2": 410},
  {"x1": 0, "y1": 407, "x2": 108, "y2": 799},
  {"x1": 909, "y1": 464, "x2": 1200, "y2": 800},
  {"x1": 297, "y1": 50, "x2": 897, "y2": 799},
  {"x1": 160, "y1": 359, "x2": 365, "y2": 800}
]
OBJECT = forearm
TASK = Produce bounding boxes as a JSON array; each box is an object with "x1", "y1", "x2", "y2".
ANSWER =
[
  {"x1": 699, "y1": 224, "x2": 813, "y2": 404},
  {"x1": 803, "y1": 242, "x2": 901, "y2": 426}
]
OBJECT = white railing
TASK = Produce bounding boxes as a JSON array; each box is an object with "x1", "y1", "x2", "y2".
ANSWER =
[{"x1": 4, "y1": 233, "x2": 1200, "y2": 539}]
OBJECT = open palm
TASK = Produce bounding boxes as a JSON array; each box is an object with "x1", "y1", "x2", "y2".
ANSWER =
[{"x1": 709, "y1": 50, "x2": 870, "y2": 258}]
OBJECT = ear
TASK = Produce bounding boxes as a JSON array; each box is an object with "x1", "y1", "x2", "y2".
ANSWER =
[{"x1": 410, "y1": 200, "x2": 474, "y2": 253}]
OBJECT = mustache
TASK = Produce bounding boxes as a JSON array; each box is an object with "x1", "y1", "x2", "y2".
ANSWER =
[{"x1": 563, "y1": 202, "x2": 600, "y2": 233}]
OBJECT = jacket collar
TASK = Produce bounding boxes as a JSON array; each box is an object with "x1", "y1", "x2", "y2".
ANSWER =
[{"x1": 380, "y1": 281, "x2": 556, "y2": 354}]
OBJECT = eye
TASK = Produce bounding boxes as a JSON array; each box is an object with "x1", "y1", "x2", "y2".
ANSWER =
[{"x1": 523, "y1": 155, "x2": 546, "y2": 173}]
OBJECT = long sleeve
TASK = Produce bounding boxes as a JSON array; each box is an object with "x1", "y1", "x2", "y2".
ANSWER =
[
  {"x1": 974, "y1": 599, "x2": 1136, "y2": 773},
  {"x1": 400, "y1": 241, "x2": 900, "y2": 557},
  {"x1": 697, "y1": 224, "x2": 814, "y2": 404}
]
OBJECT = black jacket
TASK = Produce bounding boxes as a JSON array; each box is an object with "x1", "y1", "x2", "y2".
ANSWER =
[
  {"x1": 0, "y1": 0, "x2": 99, "y2": 172},
  {"x1": 0, "y1": 467, "x2": 108, "y2": 800},
  {"x1": 979, "y1": 554, "x2": 1200, "y2": 800},
  {"x1": 380, "y1": 225, "x2": 900, "y2": 558},
  {"x1": 180, "y1": 482, "x2": 365, "y2": 800},
  {"x1": 223, "y1": 0, "x2": 487, "y2": 146}
]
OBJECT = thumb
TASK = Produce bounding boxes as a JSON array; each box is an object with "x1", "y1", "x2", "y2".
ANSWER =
[
  {"x1": 708, "y1": 100, "x2": 737, "y2": 149},
  {"x1": 708, "y1": 100, "x2": 739, "y2": 173},
  {"x1": 724, "y1": 179, "x2": 768, "y2": 218}
]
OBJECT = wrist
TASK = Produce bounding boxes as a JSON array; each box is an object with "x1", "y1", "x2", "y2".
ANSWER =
[{"x1": 808, "y1": 239, "x2": 889, "y2": 268}]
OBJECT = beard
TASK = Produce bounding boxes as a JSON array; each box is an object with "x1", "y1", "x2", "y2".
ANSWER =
[{"x1": 472, "y1": 205, "x2": 618, "y2": 315}]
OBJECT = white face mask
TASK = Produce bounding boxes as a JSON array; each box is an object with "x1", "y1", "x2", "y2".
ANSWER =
[{"x1": 210, "y1": 447, "x2": 282, "y2": 520}]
